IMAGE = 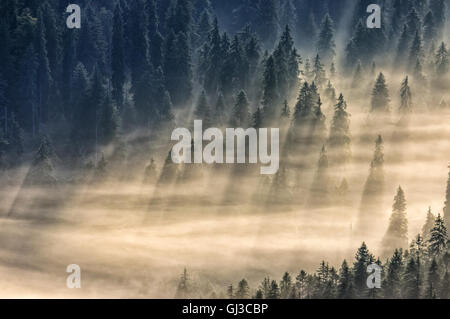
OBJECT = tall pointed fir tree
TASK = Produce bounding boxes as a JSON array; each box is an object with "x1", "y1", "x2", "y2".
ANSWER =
[
  {"x1": 327, "y1": 94, "x2": 351, "y2": 167},
  {"x1": 428, "y1": 214, "x2": 448, "y2": 258},
  {"x1": 316, "y1": 14, "x2": 336, "y2": 66},
  {"x1": 353, "y1": 242, "x2": 375, "y2": 298},
  {"x1": 371, "y1": 73, "x2": 390, "y2": 113},
  {"x1": 444, "y1": 165, "x2": 450, "y2": 228},
  {"x1": 422, "y1": 207, "x2": 436, "y2": 241},
  {"x1": 399, "y1": 76, "x2": 412, "y2": 114},
  {"x1": 408, "y1": 32, "x2": 423, "y2": 72},
  {"x1": 308, "y1": 146, "x2": 330, "y2": 207},
  {"x1": 231, "y1": 90, "x2": 250, "y2": 128},
  {"x1": 357, "y1": 136, "x2": 385, "y2": 236},
  {"x1": 261, "y1": 55, "x2": 279, "y2": 124},
  {"x1": 384, "y1": 249, "x2": 404, "y2": 299},
  {"x1": 435, "y1": 42, "x2": 449, "y2": 78},
  {"x1": 382, "y1": 186, "x2": 409, "y2": 257}
]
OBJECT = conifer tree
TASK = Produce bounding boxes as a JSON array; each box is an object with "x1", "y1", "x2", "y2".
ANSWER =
[
  {"x1": 313, "y1": 54, "x2": 326, "y2": 88},
  {"x1": 394, "y1": 24, "x2": 411, "y2": 70},
  {"x1": 403, "y1": 257, "x2": 421, "y2": 299},
  {"x1": 231, "y1": 90, "x2": 250, "y2": 128},
  {"x1": 235, "y1": 279, "x2": 250, "y2": 299},
  {"x1": 316, "y1": 14, "x2": 336, "y2": 65},
  {"x1": 267, "y1": 280, "x2": 280, "y2": 299},
  {"x1": 428, "y1": 214, "x2": 448, "y2": 258},
  {"x1": 371, "y1": 73, "x2": 390, "y2": 113},
  {"x1": 426, "y1": 258, "x2": 440, "y2": 298},
  {"x1": 195, "y1": 91, "x2": 212, "y2": 128},
  {"x1": 423, "y1": 11, "x2": 436, "y2": 50},
  {"x1": 399, "y1": 76, "x2": 412, "y2": 114},
  {"x1": 408, "y1": 32, "x2": 423, "y2": 70},
  {"x1": 337, "y1": 260, "x2": 354, "y2": 299},
  {"x1": 261, "y1": 56, "x2": 279, "y2": 123},
  {"x1": 280, "y1": 272, "x2": 293, "y2": 299},
  {"x1": 384, "y1": 249, "x2": 404, "y2": 299},
  {"x1": 328, "y1": 94, "x2": 351, "y2": 166},
  {"x1": 422, "y1": 207, "x2": 436, "y2": 241},
  {"x1": 357, "y1": 136, "x2": 385, "y2": 234},
  {"x1": 382, "y1": 187, "x2": 409, "y2": 257},
  {"x1": 309, "y1": 146, "x2": 329, "y2": 207},
  {"x1": 353, "y1": 242, "x2": 375, "y2": 298},
  {"x1": 435, "y1": 42, "x2": 449, "y2": 77},
  {"x1": 444, "y1": 165, "x2": 450, "y2": 228}
]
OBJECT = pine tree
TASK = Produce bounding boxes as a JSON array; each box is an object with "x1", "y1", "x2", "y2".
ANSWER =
[
  {"x1": 337, "y1": 260, "x2": 354, "y2": 299},
  {"x1": 215, "y1": 93, "x2": 227, "y2": 126},
  {"x1": 196, "y1": 9, "x2": 212, "y2": 47},
  {"x1": 357, "y1": 136, "x2": 385, "y2": 235},
  {"x1": 382, "y1": 186, "x2": 409, "y2": 257},
  {"x1": 403, "y1": 257, "x2": 421, "y2": 299},
  {"x1": 422, "y1": 207, "x2": 436, "y2": 241},
  {"x1": 235, "y1": 279, "x2": 250, "y2": 299},
  {"x1": 426, "y1": 258, "x2": 440, "y2": 298},
  {"x1": 444, "y1": 165, "x2": 450, "y2": 228},
  {"x1": 308, "y1": 145, "x2": 329, "y2": 207},
  {"x1": 313, "y1": 54, "x2": 326, "y2": 88},
  {"x1": 280, "y1": 272, "x2": 293, "y2": 299},
  {"x1": 316, "y1": 14, "x2": 336, "y2": 65},
  {"x1": 143, "y1": 158, "x2": 157, "y2": 184},
  {"x1": 408, "y1": 32, "x2": 423, "y2": 71},
  {"x1": 371, "y1": 73, "x2": 390, "y2": 113},
  {"x1": 423, "y1": 11, "x2": 437, "y2": 49},
  {"x1": 261, "y1": 56, "x2": 279, "y2": 123},
  {"x1": 399, "y1": 76, "x2": 412, "y2": 114},
  {"x1": 112, "y1": 4, "x2": 126, "y2": 108},
  {"x1": 429, "y1": 0, "x2": 446, "y2": 36},
  {"x1": 195, "y1": 91, "x2": 212, "y2": 128},
  {"x1": 99, "y1": 96, "x2": 119, "y2": 145},
  {"x1": 394, "y1": 24, "x2": 411, "y2": 70},
  {"x1": 353, "y1": 242, "x2": 375, "y2": 298},
  {"x1": 257, "y1": 0, "x2": 279, "y2": 49},
  {"x1": 435, "y1": 42, "x2": 449, "y2": 77},
  {"x1": 428, "y1": 214, "x2": 448, "y2": 258},
  {"x1": 175, "y1": 268, "x2": 190, "y2": 298},
  {"x1": 267, "y1": 280, "x2": 280, "y2": 299},
  {"x1": 231, "y1": 91, "x2": 250, "y2": 128},
  {"x1": 384, "y1": 249, "x2": 404, "y2": 299},
  {"x1": 351, "y1": 61, "x2": 363, "y2": 88},
  {"x1": 26, "y1": 136, "x2": 57, "y2": 186},
  {"x1": 328, "y1": 94, "x2": 351, "y2": 166}
]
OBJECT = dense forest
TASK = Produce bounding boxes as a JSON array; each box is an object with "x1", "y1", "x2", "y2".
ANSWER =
[{"x1": 0, "y1": 0, "x2": 450, "y2": 299}]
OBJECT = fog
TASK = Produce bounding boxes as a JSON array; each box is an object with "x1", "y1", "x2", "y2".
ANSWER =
[{"x1": 1, "y1": 71, "x2": 449, "y2": 298}]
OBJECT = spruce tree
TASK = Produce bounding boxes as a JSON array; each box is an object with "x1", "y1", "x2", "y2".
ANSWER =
[
  {"x1": 408, "y1": 32, "x2": 423, "y2": 70},
  {"x1": 403, "y1": 257, "x2": 421, "y2": 299},
  {"x1": 194, "y1": 91, "x2": 212, "y2": 128},
  {"x1": 337, "y1": 260, "x2": 354, "y2": 299},
  {"x1": 382, "y1": 186, "x2": 409, "y2": 257},
  {"x1": 261, "y1": 56, "x2": 279, "y2": 123},
  {"x1": 357, "y1": 136, "x2": 385, "y2": 234},
  {"x1": 428, "y1": 214, "x2": 448, "y2": 258},
  {"x1": 308, "y1": 145, "x2": 329, "y2": 207},
  {"x1": 435, "y1": 42, "x2": 449, "y2": 77},
  {"x1": 316, "y1": 14, "x2": 336, "y2": 65},
  {"x1": 353, "y1": 242, "x2": 375, "y2": 298},
  {"x1": 444, "y1": 165, "x2": 450, "y2": 228},
  {"x1": 399, "y1": 76, "x2": 412, "y2": 114},
  {"x1": 384, "y1": 249, "x2": 404, "y2": 299},
  {"x1": 235, "y1": 279, "x2": 250, "y2": 299},
  {"x1": 231, "y1": 90, "x2": 250, "y2": 128},
  {"x1": 328, "y1": 94, "x2": 351, "y2": 166},
  {"x1": 371, "y1": 73, "x2": 390, "y2": 113},
  {"x1": 426, "y1": 258, "x2": 440, "y2": 298},
  {"x1": 422, "y1": 207, "x2": 436, "y2": 241},
  {"x1": 313, "y1": 54, "x2": 326, "y2": 88}
]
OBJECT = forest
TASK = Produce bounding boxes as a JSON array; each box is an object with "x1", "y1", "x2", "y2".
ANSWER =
[{"x1": 0, "y1": 0, "x2": 450, "y2": 299}]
